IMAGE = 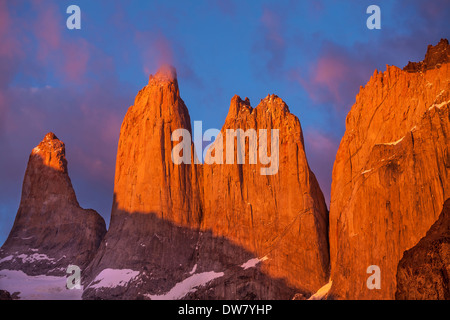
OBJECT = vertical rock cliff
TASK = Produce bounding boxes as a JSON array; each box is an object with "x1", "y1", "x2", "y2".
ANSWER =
[
  {"x1": 82, "y1": 66, "x2": 206, "y2": 299},
  {"x1": 329, "y1": 39, "x2": 450, "y2": 299},
  {"x1": 0, "y1": 133, "x2": 106, "y2": 276},
  {"x1": 202, "y1": 95, "x2": 329, "y2": 293},
  {"x1": 83, "y1": 66, "x2": 329, "y2": 299},
  {"x1": 111, "y1": 65, "x2": 203, "y2": 226}
]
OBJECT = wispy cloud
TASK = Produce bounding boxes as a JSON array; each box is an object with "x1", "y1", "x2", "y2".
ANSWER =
[{"x1": 253, "y1": 5, "x2": 287, "y2": 78}]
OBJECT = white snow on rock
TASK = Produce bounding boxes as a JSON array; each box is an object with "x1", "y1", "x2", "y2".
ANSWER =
[
  {"x1": 428, "y1": 99, "x2": 450, "y2": 111},
  {"x1": 0, "y1": 269, "x2": 82, "y2": 300},
  {"x1": 308, "y1": 280, "x2": 332, "y2": 300},
  {"x1": 240, "y1": 256, "x2": 268, "y2": 270},
  {"x1": 88, "y1": 268, "x2": 140, "y2": 289},
  {"x1": 0, "y1": 253, "x2": 56, "y2": 265},
  {"x1": 381, "y1": 136, "x2": 405, "y2": 146},
  {"x1": 146, "y1": 271, "x2": 224, "y2": 300},
  {"x1": 16, "y1": 253, "x2": 55, "y2": 264}
]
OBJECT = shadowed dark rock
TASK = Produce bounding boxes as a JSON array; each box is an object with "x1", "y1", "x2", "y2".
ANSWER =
[{"x1": 396, "y1": 199, "x2": 450, "y2": 300}]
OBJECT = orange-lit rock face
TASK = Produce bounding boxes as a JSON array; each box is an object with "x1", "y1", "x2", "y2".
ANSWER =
[
  {"x1": 329, "y1": 41, "x2": 450, "y2": 299},
  {"x1": 85, "y1": 67, "x2": 329, "y2": 299},
  {"x1": 113, "y1": 66, "x2": 203, "y2": 226},
  {"x1": 202, "y1": 95, "x2": 329, "y2": 293},
  {"x1": 0, "y1": 133, "x2": 106, "y2": 275}
]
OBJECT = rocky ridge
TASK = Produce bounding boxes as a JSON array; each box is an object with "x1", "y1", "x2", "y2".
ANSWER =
[
  {"x1": 329, "y1": 39, "x2": 450, "y2": 299},
  {"x1": 82, "y1": 67, "x2": 329, "y2": 299}
]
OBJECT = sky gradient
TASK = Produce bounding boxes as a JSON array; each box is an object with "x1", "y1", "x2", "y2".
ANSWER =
[{"x1": 0, "y1": 0, "x2": 449, "y2": 245}]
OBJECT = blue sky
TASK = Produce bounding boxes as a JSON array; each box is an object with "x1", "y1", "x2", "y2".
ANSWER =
[{"x1": 0, "y1": 0, "x2": 449, "y2": 245}]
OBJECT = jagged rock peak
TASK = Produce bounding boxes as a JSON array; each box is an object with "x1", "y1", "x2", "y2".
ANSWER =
[
  {"x1": 231, "y1": 95, "x2": 251, "y2": 106},
  {"x1": 226, "y1": 95, "x2": 253, "y2": 119},
  {"x1": 0, "y1": 132, "x2": 107, "y2": 276},
  {"x1": 260, "y1": 94, "x2": 290, "y2": 113},
  {"x1": 226, "y1": 94, "x2": 292, "y2": 123},
  {"x1": 403, "y1": 38, "x2": 450, "y2": 72},
  {"x1": 33, "y1": 132, "x2": 62, "y2": 150},
  {"x1": 43, "y1": 132, "x2": 58, "y2": 140}
]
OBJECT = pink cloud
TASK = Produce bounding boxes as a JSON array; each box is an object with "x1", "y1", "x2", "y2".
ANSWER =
[
  {"x1": 151, "y1": 35, "x2": 174, "y2": 71},
  {"x1": 133, "y1": 30, "x2": 203, "y2": 88},
  {"x1": 27, "y1": 1, "x2": 90, "y2": 83},
  {"x1": 296, "y1": 42, "x2": 376, "y2": 112},
  {"x1": 260, "y1": 8, "x2": 284, "y2": 44},
  {"x1": 135, "y1": 31, "x2": 175, "y2": 76},
  {"x1": 0, "y1": 1, "x2": 24, "y2": 61},
  {"x1": 32, "y1": 2, "x2": 62, "y2": 61},
  {"x1": 0, "y1": 1, "x2": 129, "y2": 216},
  {"x1": 312, "y1": 56, "x2": 351, "y2": 104},
  {"x1": 61, "y1": 39, "x2": 90, "y2": 83}
]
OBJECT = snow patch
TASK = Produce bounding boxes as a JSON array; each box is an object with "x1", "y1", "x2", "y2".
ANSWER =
[
  {"x1": 308, "y1": 280, "x2": 332, "y2": 300},
  {"x1": 16, "y1": 253, "x2": 55, "y2": 264},
  {"x1": 189, "y1": 264, "x2": 197, "y2": 275},
  {"x1": 240, "y1": 256, "x2": 268, "y2": 270},
  {"x1": 89, "y1": 268, "x2": 140, "y2": 289},
  {"x1": 429, "y1": 99, "x2": 450, "y2": 111},
  {"x1": 0, "y1": 255, "x2": 14, "y2": 264},
  {"x1": 146, "y1": 271, "x2": 224, "y2": 300},
  {"x1": 0, "y1": 269, "x2": 82, "y2": 300},
  {"x1": 361, "y1": 169, "x2": 373, "y2": 175}
]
